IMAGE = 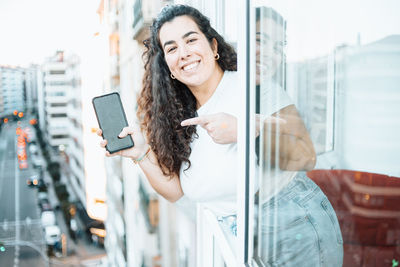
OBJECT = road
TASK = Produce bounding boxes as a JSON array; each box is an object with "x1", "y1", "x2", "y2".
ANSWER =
[{"x1": 0, "y1": 121, "x2": 48, "y2": 267}]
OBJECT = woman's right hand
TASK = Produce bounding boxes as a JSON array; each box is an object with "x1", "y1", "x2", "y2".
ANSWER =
[{"x1": 97, "y1": 126, "x2": 149, "y2": 160}]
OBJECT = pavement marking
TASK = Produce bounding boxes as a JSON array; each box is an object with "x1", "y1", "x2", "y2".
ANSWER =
[
  {"x1": 15, "y1": 130, "x2": 20, "y2": 267},
  {"x1": 0, "y1": 130, "x2": 8, "y2": 200}
]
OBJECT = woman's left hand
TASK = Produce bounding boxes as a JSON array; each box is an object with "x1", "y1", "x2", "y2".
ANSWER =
[{"x1": 181, "y1": 112, "x2": 237, "y2": 144}]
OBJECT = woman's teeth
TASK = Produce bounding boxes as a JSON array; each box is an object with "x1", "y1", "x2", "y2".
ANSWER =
[{"x1": 183, "y1": 61, "x2": 199, "y2": 71}]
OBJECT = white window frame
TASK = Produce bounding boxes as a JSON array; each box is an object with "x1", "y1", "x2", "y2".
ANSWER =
[{"x1": 195, "y1": 0, "x2": 255, "y2": 266}]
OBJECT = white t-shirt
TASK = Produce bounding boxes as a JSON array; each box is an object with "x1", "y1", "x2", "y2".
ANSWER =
[
  {"x1": 179, "y1": 71, "x2": 294, "y2": 216},
  {"x1": 258, "y1": 78, "x2": 298, "y2": 204}
]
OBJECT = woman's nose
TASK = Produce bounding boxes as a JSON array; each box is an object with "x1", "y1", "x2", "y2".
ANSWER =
[{"x1": 179, "y1": 45, "x2": 191, "y2": 60}]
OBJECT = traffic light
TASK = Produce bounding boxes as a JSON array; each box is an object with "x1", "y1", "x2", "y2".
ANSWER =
[
  {"x1": 18, "y1": 112, "x2": 24, "y2": 118},
  {"x1": 13, "y1": 110, "x2": 18, "y2": 116},
  {"x1": 0, "y1": 242, "x2": 5, "y2": 252}
]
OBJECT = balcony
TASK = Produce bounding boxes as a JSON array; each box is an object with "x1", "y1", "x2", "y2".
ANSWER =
[
  {"x1": 132, "y1": 0, "x2": 169, "y2": 42},
  {"x1": 307, "y1": 169, "x2": 400, "y2": 266}
]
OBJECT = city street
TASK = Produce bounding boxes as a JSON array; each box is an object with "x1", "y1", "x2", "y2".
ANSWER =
[
  {"x1": 0, "y1": 121, "x2": 47, "y2": 266},
  {"x1": 0, "y1": 120, "x2": 106, "y2": 267}
]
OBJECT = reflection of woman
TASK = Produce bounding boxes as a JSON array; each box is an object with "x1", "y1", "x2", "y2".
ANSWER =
[{"x1": 255, "y1": 7, "x2": 343, "y2": 266}]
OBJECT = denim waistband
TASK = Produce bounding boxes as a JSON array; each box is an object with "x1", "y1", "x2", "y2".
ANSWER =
[{"x1": 262, "y1": 172, "x2": 319, "y2": 208}]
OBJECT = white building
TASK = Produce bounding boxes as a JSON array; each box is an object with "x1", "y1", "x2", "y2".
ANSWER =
[
  {"x1": 332, "y1": 35, "x2": 400, "y2": 176},
  {"x1": 24, "y1": 65, "x2": 40, "y2": 115},
  {"x1": 64, "y1": 54, "x2": 87, "y2": 206},
  {"x1": 293, "y1": 35, "x2": 400, "y2": 177},
  {"x1": 291, "y1": 55, "x2": 335, "y2": 155},
  {"x1": 41, "y1": 51, "x2": 71, "y2": 149},
  {"x1": 98, "y1": 0, "x2": 160, "y2": 265}
]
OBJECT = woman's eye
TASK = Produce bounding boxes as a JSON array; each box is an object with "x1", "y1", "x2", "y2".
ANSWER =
[
  {"x1": 188, "y1": 38, "x2": 197, "y2": 43},
  {"x1": 167, "y1": 47, "x2": 176, "y2": 53}
]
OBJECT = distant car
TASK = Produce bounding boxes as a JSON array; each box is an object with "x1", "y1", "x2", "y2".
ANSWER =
[
  {"x1": 27, "y1": 175, "x2": 40, "y2": 187},
  {"x1": 32, "y1": 156, "x2": 45, "y2": 169},
  {"x1": 41, "y1": 211, "x2": 56, "y2": 227},
  {"x1": 44, "y1": 225, "x2": 61, "y2": 246},
  {"x1": 29, "y1": 143, "x2": 38, "y2": 155},
  {"x1": 37, "y1": 192, "x2": 48, "y2": 201},
  {"x1": 38, "y1": 198, "x2": 53, "y2": 212},
  {"x1": 19, "y1": 160, "x2": 28, "y2": 170}
]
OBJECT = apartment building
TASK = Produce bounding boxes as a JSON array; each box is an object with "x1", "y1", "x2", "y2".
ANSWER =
[
  {"x1": 292, "y1": 55, "x2": 335, "y2": 155},
  {"x1": 24, "y1": 65, "x2": 40, "y2": 115},
  {"x1": 332, "y1": 35, "x2": 400, "y2": 177},
  {"x1": 0, "y1": 66, "x2": 25, "y2": 118},
  {"x1": 64, "y1": 54, "x2": 87, "y2": 206},
  {"x1": 40, "y1": 49, "x2": 108, "y2": 246},
  {"x1": 41, "y1": 51, "x2": 71, "y2": 149}
]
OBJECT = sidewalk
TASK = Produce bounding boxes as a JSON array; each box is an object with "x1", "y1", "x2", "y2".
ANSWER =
[{"x1": 40, "y1": 150, "x2": 106, "y2": 264}]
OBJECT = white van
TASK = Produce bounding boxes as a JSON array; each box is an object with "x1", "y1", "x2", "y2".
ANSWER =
[
  {"x1": 41, "y1": 211, "x2": 56, "y2": 227},
  {"x1": 44, "y1": 225, "x2": 61, "y2": 246}
]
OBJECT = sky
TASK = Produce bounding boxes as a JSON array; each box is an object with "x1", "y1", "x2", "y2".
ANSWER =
[
  {"x1": 260, "y1": 0, "x2": 400, "y2": 61},
  {"x1": 0, "y1": 0, "x2": 100, "y2": 67},
  {"x1": 1, "y1": 0, "x2": 399, "y2": 65}
]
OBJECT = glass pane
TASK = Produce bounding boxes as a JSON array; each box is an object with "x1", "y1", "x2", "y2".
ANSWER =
[{"x1": 252, "y1": 1, "x2": 400, "y2": 266}]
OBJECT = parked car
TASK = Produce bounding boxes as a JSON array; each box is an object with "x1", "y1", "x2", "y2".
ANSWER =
[
  {"x1": 32, "y1": 156, "x2": 45, "y2": 169},
  {"x1": 27, "y1": 176, "x2": 46, "y2": 191},
  {"x1": 44, "y1": 225, "x2": 61, "y2": 246},
  {"x1": 29, "y1": 143, "x2": 38, "y2": 155},
  {"x1": 37, "y1": 192, "x2": 48, "y2": 201},
  {"x1": 38, "y1": 198, "x2": 53, "y2": 212},
  {"x1": 41, "y1": 211, "x2": 56, "y2": 227}
]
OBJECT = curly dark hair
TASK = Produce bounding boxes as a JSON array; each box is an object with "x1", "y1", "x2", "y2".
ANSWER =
[{"x1": 137, "y1": 4, "x2": 237, "y2": 177}]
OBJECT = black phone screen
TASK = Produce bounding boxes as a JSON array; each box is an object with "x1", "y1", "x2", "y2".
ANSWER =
[{"x1": 92, "y1": 92, "x2": 134, "y2": 153}]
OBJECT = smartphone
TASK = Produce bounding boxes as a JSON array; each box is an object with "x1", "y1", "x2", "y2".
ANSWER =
[{"x1": 92, "y1": 92, "x2": 134, "y2": 154}]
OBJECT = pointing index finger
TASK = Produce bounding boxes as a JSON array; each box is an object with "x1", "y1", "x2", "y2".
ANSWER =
[{"x1": 181, "y1": 116, "x2": 208, "y2": 127}]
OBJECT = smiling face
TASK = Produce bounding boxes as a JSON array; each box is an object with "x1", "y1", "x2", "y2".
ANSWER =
[
  {"x1": 256, "y1": 18, "x2": 285, "y2": 85},
  {"x1": 159, "y1": 15, "x2": 222, "y2": 92}
]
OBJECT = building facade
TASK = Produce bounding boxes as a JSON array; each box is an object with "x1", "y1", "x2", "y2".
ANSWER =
[
  {"x1": 41, "y1": 51, "x2": 71, "y2": 149},
  {"x1": 64, "y1": 54, "x2": 87, "y2": 207},
  {"x1": 0, "y1": 66, "x2": 25, "y2": 119},
  {"x1": 24, "y1": 65, "x2": 40, "y2": 116}
]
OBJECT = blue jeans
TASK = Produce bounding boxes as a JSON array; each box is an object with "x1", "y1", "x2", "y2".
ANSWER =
[{"x1": 259, "y1": 172, "x2": 343, "y2": 267}]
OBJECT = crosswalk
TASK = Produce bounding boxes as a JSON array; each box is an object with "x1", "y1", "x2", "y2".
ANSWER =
[{"x1": 0, "y1": 220, "x2": 45, "y2": 247}]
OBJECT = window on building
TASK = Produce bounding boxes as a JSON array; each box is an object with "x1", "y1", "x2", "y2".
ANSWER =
[
  {"x1": 50, "y1": 113, "x2": 67, "y2": 118},
  {"x1": 51, "y1": 134, "x2": 68, "y2": 139},
  {"x1": 49, "y1": 70, "x2": 66, "y2": 75},
  {"x1": 46, "y1": 81, "x2": 69, "y2": 86},
  {"x1": 50, "y1": 103, "x2": 67, "y2": 107},
  {"x1": 47, "y1": 91, "x2": 66, "y2": 97}
]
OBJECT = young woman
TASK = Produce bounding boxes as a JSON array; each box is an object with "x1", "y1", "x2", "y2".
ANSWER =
[{"x1": 97, "y1": 4, "x2": 342, "y2": 266}]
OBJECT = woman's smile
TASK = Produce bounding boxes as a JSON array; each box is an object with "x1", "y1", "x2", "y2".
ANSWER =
[{"x1": 182, "y1": 60, "x2": 200, "y2": 72}]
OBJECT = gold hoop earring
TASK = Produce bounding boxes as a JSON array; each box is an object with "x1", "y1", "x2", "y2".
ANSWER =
[
  {"x1": 170, "y1": 73, "x2": 176, "y2": 79},
  {"x1": 215, "y1": 53, "x2": 220, "y2": 60}
]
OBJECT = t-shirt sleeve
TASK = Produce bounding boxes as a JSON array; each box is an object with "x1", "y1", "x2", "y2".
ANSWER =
[{"x1": 259, "y1": 82, "x2": 293, "y2": 115}]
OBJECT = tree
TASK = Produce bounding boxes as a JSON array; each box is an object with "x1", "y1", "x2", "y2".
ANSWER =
[{"x1": 47, "y1": 162, "x2": 61, "y2": 182}]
